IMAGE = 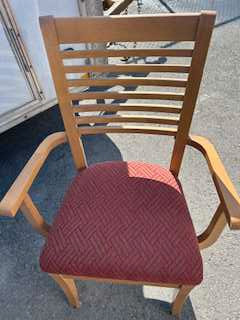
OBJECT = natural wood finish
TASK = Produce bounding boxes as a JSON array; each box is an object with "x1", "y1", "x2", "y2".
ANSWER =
[
  {"x1": 170, "y1": 12, "x2": 216, "y2": 175},
  {"x1": 171, "y1": 285, "x2": 194, "y2": 316},
  {"x1": 39, "y1": 12, "x2": 216, "y2": 177},
  {"x1": 39, "y1": 16, "x2": 87, "y2": 170},
  {"x1": 67, "y1": 77, "x2": 187, "y2": 88},
  {"x1": 0, "y1": 132, "x2": 67, "y2": 217},
  {"x1": 64, "y1": 274, "x2": 180, "y2": 288},
  {"x1": 72, "y1": 103, "x2": 182, "y2": 114},
  {"x1": 49, "y1": 274, "x2": 80, "y2": 308},
  {"x1": 55, "y1": 14, "x2": 199, "y2": 43},
  {"x1": 64, "y1": 64, "x2": 190, "y2": 74},
  {"x1": 62, "y1": 274, "x2": 196, "y2": 315},
  {"x1": 75, "y1": 114, "x2": 180, "y2": 125},
  {"x1": 198, "y1": 204, "x2": 227, "y2": 250},
  {"x1": 2, "y1": 12, "x2": 238, "y2": 318},
  {"x1": 32, "y1": 12, "x2": 240, "y2": 317},
  {"x1": 78, "y1": 125, "x2": 177, "y2": 136},
  {"x1": 69, "y1": 91, "x2": 185, "y2": 101},
  {"x1": 61, "y1": 48, "x2": 193, "y2": 58},
  {"x1": 188, "y1": 135, "x2": 240, "y2": 229},
  {"x1": 20, "y1": 193, "x2": 50, "y2": 237}
]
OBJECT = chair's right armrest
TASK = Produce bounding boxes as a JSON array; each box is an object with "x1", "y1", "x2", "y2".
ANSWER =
[
  {"x1": 187, "y1": 135, "x2": 240, "y2": 230},
  {"x1": 0, "y1": 132, "x2": 67, "y2": 217}
]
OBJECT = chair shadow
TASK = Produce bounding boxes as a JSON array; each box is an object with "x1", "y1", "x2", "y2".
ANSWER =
[
  {"x1": 145, "y1": 296, "x2": 197, "y2": 320},
  {"x1": 0, "y1": 104, "x2": 123, "y2": 199}
]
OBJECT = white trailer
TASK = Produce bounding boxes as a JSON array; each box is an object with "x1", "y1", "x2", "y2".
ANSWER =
[
  {"x1": 0, "y1": 0, "x2": 95, "y2": 133},
  {"x1": 0, "y1": 0, "x2": 133, "y2": 133}
]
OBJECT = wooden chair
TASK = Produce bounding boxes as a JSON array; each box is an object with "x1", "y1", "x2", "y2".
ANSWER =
[{"x1": 0, "y1": 12, "x2": 240, "y2": 317}]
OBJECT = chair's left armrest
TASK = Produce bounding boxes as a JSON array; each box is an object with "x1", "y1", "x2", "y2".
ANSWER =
[
  {"x1": 0, "y1": 132, "x2": 67, "y2": 218},
  {"x1": 187, "y1": 135, "x2": 240, "y2": 230}
]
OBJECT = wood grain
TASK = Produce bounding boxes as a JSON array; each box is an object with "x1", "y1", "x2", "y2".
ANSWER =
[
  {"x1": 20, "y1": 193, "x2": 50, "y2": 237},
  {"x1": 78, "y1": 125, "x2": 177, "y2": 136},
  {"x1": 39, "y1": 16, "x2": 87, "y2": 170},
  {"x1": 61, "y1": 48, "x2": 193, "y2": 58},
  {"x1": 55, "y1": 14, "x2": 199, "y2": 43},
  {"x1": 67, "y1": 77, "x2": 187, "y2": 88},
  {"x1": 72, "y1": 103, "x2": 182, "y2": 114},
  {"x1": 69, "y1": 91, "x2": 185, "y2": 101},
  {"x1": 63, "y1": 274, "x2": 180, "y2": 288},
  {"x1": 75, "y1": 114, "x2": 180, "y2": 125},
  {"x1": 198, "y1": 204, "x2": 227, "y2": 250},
  {"x1": 64, "y1": 64, "x2": 190, "y2": 74},
  {"x1": 170, "y1": 11, "x2": 216, "y2": 175}
]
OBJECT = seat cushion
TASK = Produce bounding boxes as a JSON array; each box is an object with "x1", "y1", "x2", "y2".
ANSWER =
[{"x1": 40, "y1": 161, "x2": 203, "y2": 285}]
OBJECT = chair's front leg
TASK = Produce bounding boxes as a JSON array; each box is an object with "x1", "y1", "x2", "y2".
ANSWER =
[
  {"x1": 20, "y1": 193, "x2": 50, "y2": 237},
  {"x1": 49, "y1": 274, "x2": 80, "y2": 308},
  {"x1": 171, "y1": 285, "x2": 194, "y2": 317},
  {"x1": 20, "y1": 194, "x2": 80, "y2": 308}
]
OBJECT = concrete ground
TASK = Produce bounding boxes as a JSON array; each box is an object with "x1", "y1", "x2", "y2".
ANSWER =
[{"x1": 0, "y1": 1, "x2": 240, "y2": 319}]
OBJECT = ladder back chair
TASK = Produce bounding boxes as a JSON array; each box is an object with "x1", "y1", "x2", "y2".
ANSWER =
[{"x1": 1, "y1": 12, "x2": 240, "y2": 317}]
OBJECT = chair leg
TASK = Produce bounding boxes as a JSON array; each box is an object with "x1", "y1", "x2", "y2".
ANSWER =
[
  {"x1": 171, "y1": 285, "x2": 194, "y2": 317},
  {"x1": 49, "y1": 273, "x2": 80, "y2": 308}
]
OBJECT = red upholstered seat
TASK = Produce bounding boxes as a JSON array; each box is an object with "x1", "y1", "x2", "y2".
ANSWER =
[{"x1": 40, "y1": 161, "x2": 203, "y2": 285}]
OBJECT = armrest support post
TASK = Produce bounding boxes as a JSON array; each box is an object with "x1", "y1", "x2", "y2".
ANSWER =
[
  {"x1": 198, "y1": 204, "x2": 227, "y2": 250},
  {"x1": 187, "y1": 135, "x2": 240, "y2": 230},
  {"x1": 21, "y1": 193, "x2": 50, "y2": 237}
]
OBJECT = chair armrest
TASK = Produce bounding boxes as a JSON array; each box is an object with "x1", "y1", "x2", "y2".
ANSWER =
[
  {"x1": 0, "y1": 132, "x2": 67, "y2": 217},
  {"x1": 187, "y1": 135, "x2": 240, "y2": 230}
]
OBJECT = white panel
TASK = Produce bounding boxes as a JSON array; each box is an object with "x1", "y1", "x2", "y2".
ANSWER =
[
  {"x1": 0, "y1": 20, "x2": 33, "y2": 114},
  {"x1": 6, "y1": 0, "x2": 104, "y2": 108},
  {"x1": 8, "y1": 0, "x2": 82, "y2": 102},
  {"x1": 9, "y1": 0, "x2": 55, "y2": 100},
  {"x1": 38, "y1": 0, "x2": 80, "y2": 16}
]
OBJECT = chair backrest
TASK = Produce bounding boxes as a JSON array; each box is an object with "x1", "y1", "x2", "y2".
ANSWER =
[{"x1": 39, "y1": 12, "x2": 216, "y2": 174}]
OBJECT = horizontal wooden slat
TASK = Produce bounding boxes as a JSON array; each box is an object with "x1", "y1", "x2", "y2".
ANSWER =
[
  {"x1": 78, "y1": 125, "x2": 178, "y2": 135},
  {"x1": 64, "y1": 64, "x2": 190, "y2": 74},
  {"x1": 72, "y1": 103, "x2": 182, "y2": 113},
  {"x1": 61, "y1": 48, "x2": 194, "y2": 58},
  {"x1": 76, "y1": 114, "x2": 180, "y2": 125},
  {"x1": 67, "y1": 77, "x2": 187, "y2": 88},
  {"x1": 69, "y1": 91, "x2": 185, "y2": 101},
  {"x1": 55, "y1": 14, "x2": 199, "y2": 43}
]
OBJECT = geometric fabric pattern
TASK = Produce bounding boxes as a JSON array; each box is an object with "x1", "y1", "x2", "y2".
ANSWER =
[{"x1": 40, "y1": 161, "x2": 203, "y2": 285}]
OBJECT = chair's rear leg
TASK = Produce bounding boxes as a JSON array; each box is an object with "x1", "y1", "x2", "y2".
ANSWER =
[
  {"x1": 171, "y1": 285, "x2": 194, "y2": 317},
  {"x1": 49, "y1": 273, "x2": 80, "y2": 308}
]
